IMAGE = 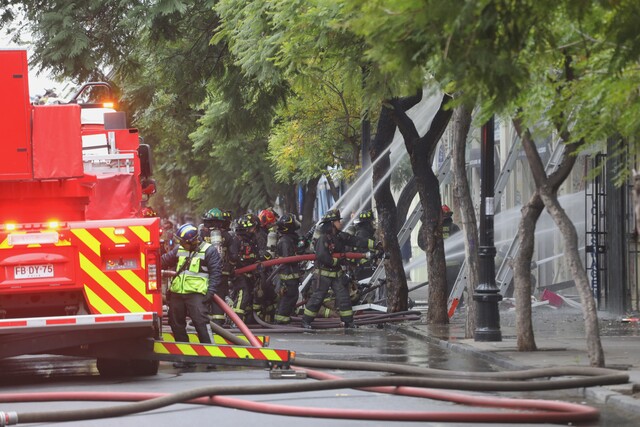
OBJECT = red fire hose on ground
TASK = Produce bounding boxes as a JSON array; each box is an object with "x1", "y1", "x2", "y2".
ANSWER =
[
  {"x1": 0, "y1": 292, "x2": 619, "y2": 425},
  {"x1": 0, "y1": 257, "x2": 624, "y2": 424}
]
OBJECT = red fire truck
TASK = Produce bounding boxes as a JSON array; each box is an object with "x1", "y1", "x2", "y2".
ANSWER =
[{"x1": 0, "y1": 50, "x2": 292, "y2": 376}]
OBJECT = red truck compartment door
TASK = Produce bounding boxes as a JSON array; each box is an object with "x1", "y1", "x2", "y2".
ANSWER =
[{"x1": 0, "y1": 50, "x2": 32, "y2": 181}]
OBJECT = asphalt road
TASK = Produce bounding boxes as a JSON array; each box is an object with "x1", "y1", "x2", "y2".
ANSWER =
[{"x1": 0, "y1": 326, "x2": 636, "y2": 427}]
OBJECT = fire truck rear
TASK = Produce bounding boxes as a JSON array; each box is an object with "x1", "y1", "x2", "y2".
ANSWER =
[{"x1": 0, "y1": 49, "x2": 163, "y2": 375}]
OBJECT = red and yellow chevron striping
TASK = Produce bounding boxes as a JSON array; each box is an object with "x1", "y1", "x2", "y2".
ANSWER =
[
  {"x1": 161, "y1": 332, "x2": 269, "y2": 346},
  {"x1": 153, "y1": 341, "x2": 292, "y2": 363},
  {"x1": 70, "y1": 223, "x2": 161, "y2": 315}
]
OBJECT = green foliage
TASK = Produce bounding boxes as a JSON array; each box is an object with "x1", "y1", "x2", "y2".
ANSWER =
[
  {"x1": 268, "y1": 73, "x2": 365, "y2": 184},
  {"x1": 215, "y1": 0, "x2": 372, "y2": 189},
  {"x1": 3, "y1": 0, "x2": 143, "y2": 81}
]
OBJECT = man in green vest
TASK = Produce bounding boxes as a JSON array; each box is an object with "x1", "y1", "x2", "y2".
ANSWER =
[{"x1": 162, "y1": 223, "x2": 222, "y2": 365}]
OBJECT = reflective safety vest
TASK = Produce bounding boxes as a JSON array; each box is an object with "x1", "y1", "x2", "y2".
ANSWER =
[{"x1": 169, "y1": 243, "x2": 212, "y2": 295}]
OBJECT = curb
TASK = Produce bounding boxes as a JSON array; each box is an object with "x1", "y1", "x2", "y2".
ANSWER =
[{"x1": 393, "y1": 322, "x2": 640, "y2": 418}]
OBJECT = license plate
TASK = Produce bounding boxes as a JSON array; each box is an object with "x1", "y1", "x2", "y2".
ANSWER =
[{"x1": 14, "y1": 264, "x2": 55, "y2": 279}]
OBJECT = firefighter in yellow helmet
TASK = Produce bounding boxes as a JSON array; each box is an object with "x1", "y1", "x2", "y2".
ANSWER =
[{"x1": 273, "y1": 213, "x2": 303, "y2": 324}]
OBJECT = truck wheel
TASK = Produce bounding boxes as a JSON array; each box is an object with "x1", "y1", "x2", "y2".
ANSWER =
[
  {"x1": 130, "y1": 359, "x2": 159, "y2": 376},
  {"x1": 96, "y1": 358, "x2": 123, "y2": 377}
]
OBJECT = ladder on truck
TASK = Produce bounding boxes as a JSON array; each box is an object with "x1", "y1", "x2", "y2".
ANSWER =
[
  {"x1": 360, "y1": 155, "x2": 452, "y2": 306},
  {"x1": 447, "y1": 139, "x2": 567, "y2": 317}
]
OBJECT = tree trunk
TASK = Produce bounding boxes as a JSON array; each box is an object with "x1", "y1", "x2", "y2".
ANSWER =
[
  {"x1": 280, "y1": 184, "x2": 299, "y2": 215},
  {"x1": 516, "y1": 118, "x2": 605, "y2": 367},
  {"x1": 451, "y1": 104, "x2": 477, "y2": 337},
  {"x1": 326, "y1": 175, "x2": 341, "y2": 203},
  {"x1": 515, "y1": 192, "x2": 543, "y2": 351},
  {"x1": 371, "y1": 104, "x2": 408, "y2": 312},
  {"x1": 390, "y1": 93, "x2": 453, "y2": 324},
  {"x1": 416, "y1": 161, "x2": 448, "y2": 324},
  {"x1": 300, "y1": 176, "x2": 319, "y2": 233},
  {"x1": 539, "y1": 187, "x2": 605, "y2": 366},
  {"x1": 396, "y1": 177, "x2": 417, "y2": 232}
]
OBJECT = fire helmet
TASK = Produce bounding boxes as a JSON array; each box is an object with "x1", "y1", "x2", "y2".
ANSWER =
[
  {"x1": 202, "y1": 207, "x2": 224, "y2": 222},
  {"x1": 258, "y1": 208, "x2": 278, "y2": 227},
  {"x1": 236, "y1": 213, "x2": 258, "y2": 231},
  {"x1": 176, "y1": 224, "x2": 200, "y2": 248},
  {"x1": 356, "y1": 209, "x2": 374, "y2": 223},
  {"x1": 277, "y1": 213, "x2": 300, "y2": 233},
  {"x1": 320, "y1": 209, "x2": 341, "y2": 224}
]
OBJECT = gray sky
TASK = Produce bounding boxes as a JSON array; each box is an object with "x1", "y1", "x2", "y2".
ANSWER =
[{"x1": 1, "y1": 35, "x2": 66, "y2": 98}]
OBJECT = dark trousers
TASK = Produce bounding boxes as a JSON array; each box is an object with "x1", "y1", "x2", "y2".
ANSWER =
[
  {"x1": 168, "y1": 292, "x2": 212, "y2": 344},
  {"x1": 303, "y1": 272, "x2": 353, "y2": 323},
  {"x1": 208, "y1": 276, "x2": 230, "y2": 325},
  {"x1": 275, "y1": 279, "x2": 300, "y2": 322},
  {"x1": 231, "y1": 274, "x2": 254, "y2": 320}
]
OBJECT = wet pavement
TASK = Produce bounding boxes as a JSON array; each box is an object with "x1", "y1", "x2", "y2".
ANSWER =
[
  {"x1": 394, "y1": 304, "x2": 640, "y2": 419},
  {"x1": 1, "y1": 305, "x2": 639, "y2": 425}
]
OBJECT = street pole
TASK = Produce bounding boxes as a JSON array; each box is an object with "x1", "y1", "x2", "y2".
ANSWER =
[{"x1": 474, "y1": 116, "x2": 502, "y2": 342}]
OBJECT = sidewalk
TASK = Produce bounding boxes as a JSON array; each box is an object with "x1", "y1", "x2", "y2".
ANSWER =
[{"x1": 396, "y1": 305, "x2": 640, "y2": 416}]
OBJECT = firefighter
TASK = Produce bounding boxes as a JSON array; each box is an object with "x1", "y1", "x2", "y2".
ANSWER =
[
  {"x1": 273, "y1": 213, "x2": 302, "y2": 324},
  {"x1": 201, "y1": 208, "x2": 234, "y2": 326},
  {"x1": 222, "y1": 210, "x2": 234, "y2": 235},
  {"x1": 441, "y1": 204, "x2": 460, "y2": 239},
  {"x1": 253, "y1": 208, "x2": 279, "y2": 322},
  {"x1": 257, "y1": 207, "x2": 279, "y2": 252},
  {"x1": 301, "y1": 209, "x2": 376, "y2": 330},
  {"x1": 351, "y1": 209, "x2": 379, "y2": 282},
  {"x1": 160, "y1": 219, "x2": 178, "y2": 255},
  {"x1": 229, "y1": 213, "x2": 262, "y2": 323},
  {"x1": 162, "y1": 223, "x2": 222, "y2": 367}
]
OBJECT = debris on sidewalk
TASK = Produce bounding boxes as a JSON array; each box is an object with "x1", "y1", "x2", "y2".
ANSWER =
[
  {"x1": 621, "y1": 312, "x2": 640, "y2": 323},
  {"x1": 541, "y1": 289, "x2": 564, "y2": 307}
]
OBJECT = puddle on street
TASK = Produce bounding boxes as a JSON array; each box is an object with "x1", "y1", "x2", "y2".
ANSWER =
[{"x1": 321, "y1": 328, "x2": 497, "y2": 372}]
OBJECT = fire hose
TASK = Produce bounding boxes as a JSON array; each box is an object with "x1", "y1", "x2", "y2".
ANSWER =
[
  {"x1": 232, "y1": 252, "x2": 370, "y2": 276},
  {"x1": 0, "y1": 293, "x2": 627, "y2": 425}
]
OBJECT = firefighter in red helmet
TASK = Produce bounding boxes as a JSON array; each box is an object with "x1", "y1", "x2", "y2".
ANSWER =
[
  {"x1": 441, "y1": 204, "x2": 460, "y2": 239},
  {"x1": 254, "y1": 208, "x2": 279, "y2": 322}
]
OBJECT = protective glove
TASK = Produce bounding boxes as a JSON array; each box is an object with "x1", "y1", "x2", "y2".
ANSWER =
[
  {"x1": 375, "y1": 241, "x2": 383, "y2": 251},
  {"x1": 204, "y1": 291, "x2": 215, "y2": 301}
]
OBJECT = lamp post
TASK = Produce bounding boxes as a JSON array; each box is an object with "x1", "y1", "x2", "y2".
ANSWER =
[{"x1": 473, "y1": 116, "x2": 502, "y2": 342}]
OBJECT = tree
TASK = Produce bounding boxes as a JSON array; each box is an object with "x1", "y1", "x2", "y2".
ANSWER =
[
  {"x1": 390, "y1": 92, "x2": 453, "y2": 324},
  {"x1": 370, "y1": 103, "x2": 408, "y2": 312},
  {"x1": 214, "y1": 0, "x2": 369, "y2": 216},
  {"x1": 451, "y1": 103, "x2": 478, "y2": 337}
]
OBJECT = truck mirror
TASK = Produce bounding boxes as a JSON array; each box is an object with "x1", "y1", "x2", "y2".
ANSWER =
[{"x1": 138, "y1": 144, "x2": 153, "y2": 178}]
